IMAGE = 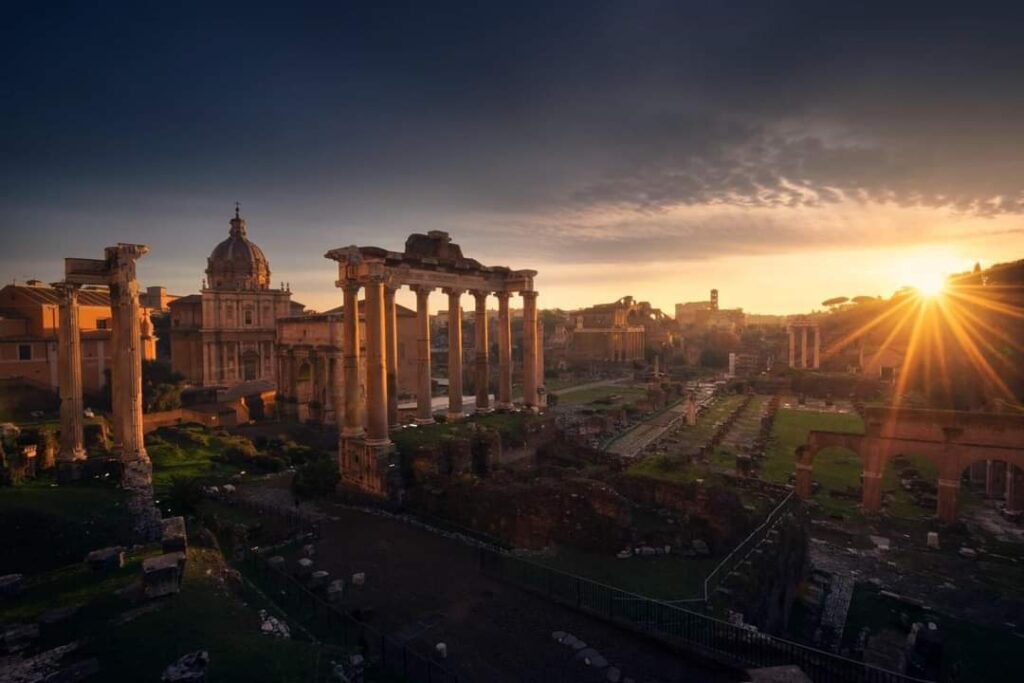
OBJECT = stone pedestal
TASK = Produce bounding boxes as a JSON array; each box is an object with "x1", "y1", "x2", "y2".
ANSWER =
[{"x1": 340, "y1": 436, "x2": 398, "y2": 500}]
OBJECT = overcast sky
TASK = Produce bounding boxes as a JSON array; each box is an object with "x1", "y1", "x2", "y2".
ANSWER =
[{"x1": 2, "y1": 1, "x2": 1022, "y2": 313}]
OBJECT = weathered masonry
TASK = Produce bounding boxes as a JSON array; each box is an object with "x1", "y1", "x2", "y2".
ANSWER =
[{"x1": 325, "y1": 231, "x2": 543, "y2": 497}]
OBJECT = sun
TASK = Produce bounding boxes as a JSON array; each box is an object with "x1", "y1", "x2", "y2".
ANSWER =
[{"x1": 903, "y1": 267, "x2": 947, "y2": 298}]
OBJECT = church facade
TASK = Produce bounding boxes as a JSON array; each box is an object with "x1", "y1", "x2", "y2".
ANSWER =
[{"x1": 170, "y1": 209, "x2": 295, "y2": 387}]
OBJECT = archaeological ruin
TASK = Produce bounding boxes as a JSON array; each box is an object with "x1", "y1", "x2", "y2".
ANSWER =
[
  {"x1": 797, "y1": 406, "x2": 1024, "y2": 522},
  {"x1": 325, "y1": 231, "x2": 544, "y2": 497},
  {"x1": 59, "y1": 244, "x2": 160, "y2": 538}
]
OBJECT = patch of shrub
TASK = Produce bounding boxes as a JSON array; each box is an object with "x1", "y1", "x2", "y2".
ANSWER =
[{"x1": 292, "y1": 457, "x2": 340, "y2": 500}]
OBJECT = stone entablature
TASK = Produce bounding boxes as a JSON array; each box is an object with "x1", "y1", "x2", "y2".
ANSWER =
[{"x1": 325, "y1": 231, "x2": 543, "y2": 498}]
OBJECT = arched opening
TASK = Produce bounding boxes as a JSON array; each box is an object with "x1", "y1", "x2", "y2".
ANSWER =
[
  {"x1": 803, "y1": 445, "x2": 865, "y2": 518},
  {"x1": 877, "y1": 451, "x2": 940, "y2": 520},
  {"x1": 958, "y1": 459, "x2": 1024, "y2": 534},
  {"x1": 241, "y1": 351, "x2": 260, "y2": 381}
]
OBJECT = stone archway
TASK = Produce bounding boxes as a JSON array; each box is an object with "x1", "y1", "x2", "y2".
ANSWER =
[{"x1": 797, "y1": 407, "x2": 1024, "y2": 523}]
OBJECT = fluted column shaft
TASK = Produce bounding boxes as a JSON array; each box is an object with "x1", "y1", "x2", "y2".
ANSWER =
[
  {"x1": 445, "y1": 289, "x2": 464, "y2": 420},
  {"x1": 813, "y1": 326, "x2": 821, "y2": 369},
  {"x1": 384, "y1": 285, "x2": 399, "y2": 427},
  {"x1": 521, "y1": 290, "x2": 539, "y2": 408},
  {"x1": 473, "y1": 291, "x2": 490, "y2": 413},
  {"x1": 496, "y1": 292, "x2": 512, "y2": 408},
  {"x1": 413, "y1": 286, "x2": 434, "y2": 424},
  {"x1": 111, "y1": 274, "x2": 146, "y2": 462},
  {"x1": 56, "y1": 283, "x2": 86, "y2": 462},
  {"x1": 788, "y1": 329, "x2": 796, "y2": 367},
  {"x1": 801, "y1": 327, "x2": 808, "y2": 369},
  {"x1": 364, "y1": 278, "x2": 389, "y2": 444},
  {"x1": 341, "y1": 283, "x2": 364, "y2": 437}
]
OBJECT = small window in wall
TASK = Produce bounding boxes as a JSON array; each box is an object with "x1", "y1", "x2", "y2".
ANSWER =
[
  {"x1": 97, "y1": 319, "x2": 108, "y2": 330},
  {"x1": 245, "y1": 309, "x2": 253, "y2": 325},
  {"x1": 18, "y1": 344, "x2": 32, "y2": 361}
]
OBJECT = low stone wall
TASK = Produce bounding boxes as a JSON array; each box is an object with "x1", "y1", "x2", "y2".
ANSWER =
[{"x1": 142, "y1": 407, "x2": 227, "y2": 433}]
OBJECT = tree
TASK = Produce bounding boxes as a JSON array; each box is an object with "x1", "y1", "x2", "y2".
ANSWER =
[{"x1": 822, "y1": 296, "x2": 849, "y2": 308}]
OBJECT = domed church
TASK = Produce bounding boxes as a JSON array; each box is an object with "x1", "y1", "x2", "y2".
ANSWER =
[{"x1": 169, "y1": 207, "x2": 295, "y2": 387}]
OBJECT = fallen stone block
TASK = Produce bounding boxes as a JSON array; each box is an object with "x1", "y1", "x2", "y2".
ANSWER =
[
  {"x1": 309, "y1": 570, "x2": 330, "y2": 590},
  {"x1": 86, "y1": 547, "x2": 125, "y2": 572},
  {"x1": 162, "y1": 650, "x2": 209, "y2": 682},
  {"x1": 351, "y1": 572, "x2": 365, "y2": 586},
  {"x1": 297, "y1": 558, "x2": 314, "y2": 578},
  {"x1": 267, "y1": 556, "x2": 286, "y2": 572},
  {"x1": 0, "y1": 573, "x2": 24, "y2": 598},
  {"x1": 143, "y1": 553, "x2": 184, "y2": 599},
  {"x1": 327, "y1": 579, "x2": 345, "y2": 603},
  {"x1": 2, "y1": 623, "x2": 40, "y2": 655},
  {"x1": 926, "y1": 532, "x2": 940, "y2": 550},
  {"x1": 161, "y1": 516, "x2": 188, "y2": 554}
]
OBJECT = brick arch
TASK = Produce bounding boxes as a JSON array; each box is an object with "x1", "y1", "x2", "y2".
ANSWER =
[{"x1": 798, "y1": 407, "x2": 1024, "y2": 523}]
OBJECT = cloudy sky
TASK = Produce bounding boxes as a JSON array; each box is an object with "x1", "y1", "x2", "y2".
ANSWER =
[{"x1": 2, "y1": 1, "x2": 1022, "y2": 313}]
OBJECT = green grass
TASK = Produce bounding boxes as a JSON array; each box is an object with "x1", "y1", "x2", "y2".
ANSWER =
[
  {"x1": 557, "y1": 385, "x2": 648, "y2": 406},
  {"x1": 533, "y1": 546, "x2": 718, "y2": 600},
  {"x1": 390, "y1": 411, "x2": 534, "y2": 454},
  {"x1": 0, "y1": 476, "x2": 130, "y2": 574},
  {"x1": 82, "y1": 547, "x2": 323, "y2": 682}
]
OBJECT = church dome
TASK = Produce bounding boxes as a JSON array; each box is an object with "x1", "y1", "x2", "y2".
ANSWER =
[{"x1": 205, "y1": 207, "x2": 271, "y2": 290}]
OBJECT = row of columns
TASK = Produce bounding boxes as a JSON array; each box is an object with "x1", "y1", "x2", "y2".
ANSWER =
[
  {"x1": 55, "y1": 248, "x2": 149, "y2": 469},
  {"x1": 339, "y1": 278, "x2": 541, "y2": 446},
  {"x1": 788, "y1": 324, "x2": 821, "y2": 369}
]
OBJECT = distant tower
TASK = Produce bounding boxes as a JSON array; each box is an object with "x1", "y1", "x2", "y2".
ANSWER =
[{"x1": 710, "y1": 289, "x2": 719, "y2": 311}]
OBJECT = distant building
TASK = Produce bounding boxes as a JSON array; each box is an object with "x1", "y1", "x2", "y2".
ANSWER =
[
  {"x1": 675, "y1": 289, "x2": 745, "y2": 330},
  {"x1": 0, "y1": 281, "x2": 156, "y2": 395},
  {"x1": 276, "y1": 302, "x2": 419, "y2": 423},
  {"x1": 138, "y1": 286, "x2": 180, "y2": 312},
  {"x1": 566, "y1": 296, "x2": 646, "y2": 363},
  {"x1": 169, "y1": 208, "x2": 296, "y2": 387}
]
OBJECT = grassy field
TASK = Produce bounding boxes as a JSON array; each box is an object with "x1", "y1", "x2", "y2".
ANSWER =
[
  {"x1": 390, "y1": 411, "x2": 534, "y2": 454},
  {"x1": 0, "y1": 477, "x2": 131, "y2": 575},
  {"x1": 81, "y1": 547, "x2": 324, "y2": 682},
  {"x1": 557, "y1": 385, "x2": 648, "y2": 407},
  {"x1": 532, "y1": 546, "x2": 718, "y2": 600}
]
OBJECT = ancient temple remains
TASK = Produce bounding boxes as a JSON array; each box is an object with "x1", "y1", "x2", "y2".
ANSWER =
[{"x1": 325, "y1": 231, "x2": 543, "y2": 497}]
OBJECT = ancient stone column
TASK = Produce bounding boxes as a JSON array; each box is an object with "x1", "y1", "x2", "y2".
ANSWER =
[
  {"x1": 788, "y1": 328, "x2": 796, "y2": 367},
  {"x1": 445, "y1": 288, "x2": 464, "y2": 420},
  {"x1": 1006, "y1": 465, "x2": 1024, "y2": 513},
  {"x1": 937, "y1": 478, "x2": 960, "y2": 523},
  {"x1": 109, "y1": 286, "x2": 124, "y2": 455},
  {"x1": 363, "y1": 276, "x2": 389, "y2": 445},
  {"x1": 384, "y1": 284, "x2": 399, "y2": 427},
  {"x1": 412, "y1": 286, "x2": 434, "y2": 424},
  {"x1": 109, "y1": 252, "x2": 148, "y2": 466},
  {"x1": 521, "y1": 290, "x2": 539, "y2": 409},
  {"x1": 861, "y1": 470, "x2": 883, "y2": 514},
  {"x1": 473, "y1": 291, "x2": 490, "y2": 413},
  {"x1": 54, "y1": 282, "x2": 86, "y2": 464},
  {"x1": 536, "y1": 315, "x2": 545, "y2": 408},
  {"x1": 341, "y1": 282, "x2": 365, "y2": 438},
  {"x1": 496, "y1": 291, "x2": 512, "y2": 408},
  {"x1": 795, "y1": 461, "x2": 813, "y2": 499},
  {"x1": 801, "y1": 326, "x2": 808, "y2": 369},
  {"x1": 813, "y1": 326, "x2": 821, "y2": 369}
]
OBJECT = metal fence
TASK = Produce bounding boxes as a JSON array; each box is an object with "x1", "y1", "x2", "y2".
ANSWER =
[
  {"x1": 247, "y1": 552, "x2": 461, "y2": 683},
  {"x1": 479, "y1": 548, "x2": 932, "y2": 683},
  {"x1": 701, "y1": 490, "x2": 797, "y2": 601}
]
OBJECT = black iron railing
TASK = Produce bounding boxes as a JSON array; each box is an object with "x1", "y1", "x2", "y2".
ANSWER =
[
  {"x1": 247, "y1": 552, "x2": 461, "y2": 683},
  {"x1": 479, "y1": 548, "x2": 932, "y2": 683}
]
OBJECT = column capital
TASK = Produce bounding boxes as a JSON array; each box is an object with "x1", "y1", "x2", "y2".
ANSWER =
[
  {"x1": 337, "y1": 279, "x2": 361, "y2": 294},
  {"x1": 51, "y1": 281, "x2": 80, "y2": 296},
  {"x1": 410, "y1": 284, "x2": 434, "y2": 297},
  {"x1": 471, "y1": 290, "x2": 490, "y2": 303},
  {"x1": 520, "y1": 289, "x2": 539, "y2": 300},
  {"x1": 442, "y1": 287, "x2": 464, "y2": 297},
  {"x1": 494, "y1": 290, "x2": 511, "y2": 302}
]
